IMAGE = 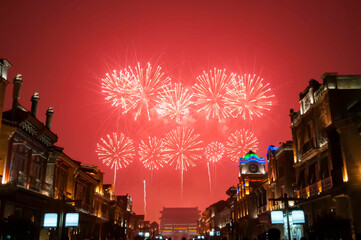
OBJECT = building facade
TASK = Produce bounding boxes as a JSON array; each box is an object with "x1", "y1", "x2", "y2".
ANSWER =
[
  {"x1": 199, "y1": 73, "x2": 361, "y2": 240},
  {"x1": 290, "y1": 73, "x2": 361, "y2": 239},
  {"x1": 0, "y1": 59, "x2": 141, "y2": 240},
  {"x1": 267, "y1": 141, "x2": 296, "y2": 210},
  {"x1": 236, "y1": 151, "x2": 268, "y2": 239},
  {"x1": 160, "y1": 207, "x2": 200, "y2": 240}
]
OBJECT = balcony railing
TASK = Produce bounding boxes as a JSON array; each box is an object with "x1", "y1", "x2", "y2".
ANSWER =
[
  {"x1": 321, "y1": 176, "x2": 333, "y2": 191},
  {"x1": 75, "y1": 201, "x2": 95, "y2": 215},
  {"x1": 9, "y1": 170, "x2": 26, "y2": 188},
  {"x1": 309, "y1": 182, "x2": 319, "y2": 197},
  {"x1": 28, "y1": 178, "x2": 42, "y2": 192},
  {"x1": 298, "y1": 188, "x2": 307, "y2": 198},
  {"x1": 257, "y1": 205, "x2": 267, "y2": 215},
  {"x1": 297, "y1": 177, "x2": 333, "y2": 199},
  {"x1": 101, "y1": 212, "x2": 109, "y2": 221},
  {"x1": 43, "y1": 182, "x2": 53, "y2": 197},
  {"x1": 302, "y1": 138, "x2": 316, "y2": 155}
]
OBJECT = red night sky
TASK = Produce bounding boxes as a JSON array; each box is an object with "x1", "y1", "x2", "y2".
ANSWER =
[{"x1": 1, "y1": 0, "x2": 361, "y2": 222}]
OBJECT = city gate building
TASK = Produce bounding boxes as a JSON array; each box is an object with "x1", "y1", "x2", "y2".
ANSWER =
[{"x1": 160, "y1": 207, "x2": 200, "y2": 240}]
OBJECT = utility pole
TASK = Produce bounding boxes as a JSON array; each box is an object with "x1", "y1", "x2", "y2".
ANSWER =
[{"x1": 269, "y1": 193, "x2": 301, "y2": 240}]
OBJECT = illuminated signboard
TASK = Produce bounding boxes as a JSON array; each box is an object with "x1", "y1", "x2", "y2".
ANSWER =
[
  {"x1": 271, "y1": 211, "x2": 284, "y2": 224},
  {"x1": 209, "y1": 231, "x2": 214, "y2": 236},
  {"x1": 145, "y1": 232, "x2": 150, "y2": 237},
  {"x1": 65, "y1": 213, "x2": 79, "y2": 227},
  {"x1": 292, "y1": 210, "x2": 305, "y2": 224},
  {"x1": 43, "y1": 213, "x2": 58, "y2": 227}
]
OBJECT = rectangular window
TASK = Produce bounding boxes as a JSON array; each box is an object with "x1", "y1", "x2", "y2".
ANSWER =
[
  {"x1": 55, "y1": 166, "x2": 68, "y2": 198},
  {"x1": 29, "y1": 155, "x2": 42, "y2": 180},
  {"x1": 309, "y1": 163, "x2": 316, "y2": 184},
  {"x1": 308, "y1": 122, "x2": 315, "y2": 141},
  {"x1": 320, "y1": 157, "x2": 330, "y2": 179},
  {"x1": 13, "y1": 145, "x2": 28, "y2": 172},
  {"x1": 75, "y1": 181, "x2": 84, "y2": 201},
  {"x1": 281, "y1": 185, "x2": 286, "y2": 197},
  {"x1": 278, "y1": 160, "x2": 285, "y2": 179},
  {"x1": 298, "y1": 169, "x2": 305, "y2": 188}
]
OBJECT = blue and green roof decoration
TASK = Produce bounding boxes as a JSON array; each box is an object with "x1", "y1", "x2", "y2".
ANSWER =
[
  {"x1": 239, "y1": 150, "x2": 265, "y2": 166},
  {"x1": 266, "y1": 145, "x2": 278, "y2": 156}
]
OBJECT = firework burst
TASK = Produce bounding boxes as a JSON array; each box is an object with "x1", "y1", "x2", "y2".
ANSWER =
[
  {"x1": 205, "y1": 141, "x2": 225, "y2": 163},
  {"x1": 139, "y1": 136, "x2": 168, "y2": 170},
  {"x1": 193, "y1": 69, "x2": 237, "y2": 121},
  {"x1": 226, "y1": 129, "x2": 258, "y2": 161},
  {"x1": 102, "y1": 63, "x2": 171, "y2": 120},
  {"x1": 164, "y1": 127, "x2": 203, "y2": 170},
  {"x1": 96, "y1": 132, "x2": 135, "y2": 188},
  {"x1": 227, "y1": 74, "x2": 274, "y2": 120},
  {"x1": 155, "y1": 83, "x2": 194, "y2": 123},
  {"x1": 164, "y1": 127, "x2": 203, "y2": 196},
  {"x1": 96, "y1": 132, "x2": 135, "y2": 169},
  {"x1": 205, "y1": 141, "x2": 225, "y2": 198},
  {"x1": 101, "y1": 70, "x2": 136, "y2": 109},
  {"x1": 127, "y1": 63, "x2": 171, "y2": 120}
]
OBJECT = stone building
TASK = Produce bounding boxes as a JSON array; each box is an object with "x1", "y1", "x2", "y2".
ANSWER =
[
  {"x1": 267, "y1": 141, "x2": 296, "y2": 210},
  {"x1": 0, "y1": 60, "x2": 142, "y2": 240},
  {"x1": 289, "y1": 73, "x2": 361, "y2": 239},
  {"x1": 0, "y1": 59, "x2": 11, "y2": 130},
  {"x1": 199, "y1": 200, "x2": 230, "y2": 239},
  {"x1": 267, "y1": 142, "x2": 303, "y2": 240},
  {"x1": 0, "y1": 73, "x2": 59, "y2": 239},
  {"x1": 236, "y1": 151, "x2": 268, "y2": 239}
]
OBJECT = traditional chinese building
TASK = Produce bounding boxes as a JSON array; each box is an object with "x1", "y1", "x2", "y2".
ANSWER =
[
  {"x1": 0, "y1": 61, "x2": 146, "y2": 240},
  {"x1": 0, "y1": 73, "x2": 59, "y2": 239},
  {"x1": 160, "y1": 207, "x2": 200, "y2": 240}
]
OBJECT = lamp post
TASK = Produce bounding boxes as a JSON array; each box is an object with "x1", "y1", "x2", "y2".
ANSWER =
[
  {"x1": 56, "y1": 196, "x2": 81, "y2": 240},
  {"x1": 269, "y1": 193, "x2": 301, "y2": 240}
]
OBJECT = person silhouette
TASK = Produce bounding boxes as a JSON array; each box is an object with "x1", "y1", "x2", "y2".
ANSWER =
[{"x1": 267, "y1": 228, "x2": 281, "y2": 240}]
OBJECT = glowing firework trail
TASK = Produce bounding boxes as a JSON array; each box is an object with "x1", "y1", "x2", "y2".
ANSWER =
[
  {"x1": 155, "y1": 83, "x2": 194, "y2": 123},
  {"x1": 164, "y1": 127, "x2": 203, "y2": 197},
  {"x1": 227, "y1": 74, "x2": 274, "y2": 120},
  {"x1": 101, "y1": 63, "x2": 171, "y2": 120},
  {"x1": 96, "y1": 133, "x2": 135, "y2": 189},
  {"x1": 226, "y1": 129, "x2": 258, "y2": 161},
  {"x1": 138, "y1": 136, "x2": 167, "y2": 170},
  {"x1": 205, "y1": 141, "x2": 225, "y2": 196},
  {"x1": 193, "y1": 69, "x2": 237, "y2": 121},
  {"x1": 144, "y1": 180, "x2": 146, "y2": 218},
  {"x1": 207, "y1": 162, "x2": 212, "y2": 196}
]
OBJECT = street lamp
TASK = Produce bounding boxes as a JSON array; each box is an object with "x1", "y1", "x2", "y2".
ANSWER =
[{"x1": 269, "y1": 193, "x2": 304, "y2": 240}]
